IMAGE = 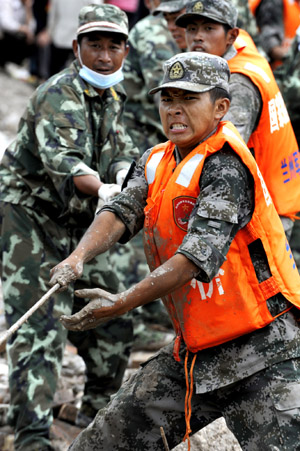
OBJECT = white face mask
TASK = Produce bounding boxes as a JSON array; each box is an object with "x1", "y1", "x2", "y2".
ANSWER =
[{"x1": 77, "y1": 44, "x2": 124, "y2": 89}]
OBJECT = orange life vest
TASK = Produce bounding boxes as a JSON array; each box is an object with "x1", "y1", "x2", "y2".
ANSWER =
[
  {"x1": 283, "y1": 0, "x2": 300, "y2": 48},
  {"x1": 249, "y1": 0, "x2": 261, "y2": 14},
  {"x1": 144, "y1": 121, "x2": 300, "y2": 357},
  {"x1": 249, "y1": 0, "x2": 300, "y2": 66},
  {"x1": 229, "y1": 36, "x2": 300, "y2": 218}
]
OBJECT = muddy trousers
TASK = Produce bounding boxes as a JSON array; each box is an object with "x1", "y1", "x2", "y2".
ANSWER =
[
  {"x1": 0, "y1": 203, "x2": 133, "y2": 451},
  {"x1": 70, "y1": 342, "x2": 300, "y2": 451}
]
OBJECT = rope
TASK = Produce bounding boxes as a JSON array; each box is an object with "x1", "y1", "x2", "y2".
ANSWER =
[{"x1": 183, "y1": 349, "x2": 197, "y2": 450}]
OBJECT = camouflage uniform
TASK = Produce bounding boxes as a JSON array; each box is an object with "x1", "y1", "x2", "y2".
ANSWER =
[
  {"x1": 113, "y1": 9, "x2": 181, "y2": 344},
  {"x1": 231, "y1": 0, "x2": 260, "y2": 45},
  {"x1": 69, "y1": 138, "x2": 300, "y2": 451},
  {"x1": 177, "y1": 0, "x2": 296, "y2": 239},
  {"x1": 0, "y1": 32, "x2": 138, "y2": 451},
  {"x1": 254, "y1": 0, "x2": 287, "y2": 63},
  {"x1": 123, "y1": 13, "x2": 179, "y2": 155},
  {"x1": 274, "y1": 26, "x2": 300, "y2": 270}
]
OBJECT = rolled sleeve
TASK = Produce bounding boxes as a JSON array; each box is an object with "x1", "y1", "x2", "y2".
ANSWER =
[{"x1": 101, "y1": 149, "x2": 151, "y2": 241}]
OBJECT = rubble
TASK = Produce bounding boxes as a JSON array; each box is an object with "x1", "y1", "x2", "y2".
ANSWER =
[{"x1": 0, "y1": 69, "x2": 242, "y2": 450}]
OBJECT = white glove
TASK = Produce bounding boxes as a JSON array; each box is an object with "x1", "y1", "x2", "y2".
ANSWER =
[
  {"x1": 116, "y1": 168, "x2": 129, "y2": 186},
  {"x1": 98, "y1": 183, "x2": 121, "y2": 203}
]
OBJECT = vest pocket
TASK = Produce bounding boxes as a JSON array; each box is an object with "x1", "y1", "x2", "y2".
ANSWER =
[{"x1": 270, "y1": 381, "x2": 300, "y2": 447}]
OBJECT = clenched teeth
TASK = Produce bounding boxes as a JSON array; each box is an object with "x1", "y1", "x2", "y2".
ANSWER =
[{"x1": 170, "y1": 123, "x2": 187, "y2": 130}]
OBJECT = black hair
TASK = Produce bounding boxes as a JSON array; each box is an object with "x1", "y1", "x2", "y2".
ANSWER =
[
  {"x1": 222, "y1": 23, "x2": 232, "y2": 34},
  {"x1": 209, "y1": 87, "x2": 231, "y2": 103},
  {"x1": 77, "y1": 31, "x2": 127, "y2": 45}
]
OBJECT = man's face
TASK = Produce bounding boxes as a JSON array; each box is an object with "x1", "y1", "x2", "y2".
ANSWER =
[
  {"x1": 164, "y1": 9, "x2": 187, "y2": 50},
  {"x1": 74, "y1": 32, "x2": 129, "y2": 74},
  {"x1": 186, "y1": 18, "x2": 233, "y2": 56},
  {"x1": 159, "y1": 88, "x2": 224, "y2": 158}
]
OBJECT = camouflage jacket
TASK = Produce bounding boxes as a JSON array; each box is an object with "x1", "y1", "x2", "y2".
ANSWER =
[
  {"x1": 255, "y1": 0, "x2": 285, "y2": 56},
  {"x1": 0, "y1": 60, "x2": 138, "y2": 227},
  {"x1": 103, "y1": 141, "x2": 300, "y2": 391},
  {"x1": 122, "y1": 14, "x2": 180, "y2": 155},
  {"x1": 223, "y1": 46, "x2": 262, "y2": 143},
  {"x1": 274, "y1": 26, "x2": 300, "y2": 144},
  {"x1": 231, "y1": 0, "x2": 260, "y2": 46}
]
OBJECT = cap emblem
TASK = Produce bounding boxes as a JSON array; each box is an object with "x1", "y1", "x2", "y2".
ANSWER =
[
  {"x1": 193, "y1": 1, "x2": 204, "y2": 12},
  {"x1": 169, "y1": 62, "x2": 184, "y2": 80}
]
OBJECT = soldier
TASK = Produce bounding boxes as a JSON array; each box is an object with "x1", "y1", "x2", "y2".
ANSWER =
[
  {"x1": 176, "y1": 0, "x2": 300, "y2": 240},
  {"x1": 153, "y1": 0, "x2": 188, "y2": 53},
  {"x1": 250, "y1": 0, "x2": 300, "y2": 68},
  {"x1": 0, "y1": 4, "x2": 138, "y2": 451},
  {"x1": 274, "y1": 26, "x2": 300, "y2": 271},
  {"x1": 113, "y1": 0, "x2": 188, "y2": 350},
  {"x1": 231, "y1": 0, "x2": 259, "y2": 46},
  {"x1": 123, "y1": 0, "x2": 183, "y2": 154},
  {"x1": 49, "y1": 52, "x2": 300, "y2": 451},
  {"x1": 274, "y1": 25, "x2": 300, "y2": 145}
]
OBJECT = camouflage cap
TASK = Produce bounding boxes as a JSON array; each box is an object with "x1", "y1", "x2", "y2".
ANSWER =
[
  {"x1": 175, "y1": 0, "x2": 238, "y2": 29},
  {"x1": 149, "y1": 51, "x2": 230, "y2": 95},
  {"x1": 153, "y1": 0, "x2": 188, "y2": 16},
  {"x1": 77, "y1": 4, "x2": 128, "y2": 38}
]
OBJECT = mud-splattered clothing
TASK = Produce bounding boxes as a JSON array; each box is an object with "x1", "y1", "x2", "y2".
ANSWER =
[{"x1": 70, "y1": 136, "x2": 300, "y2": 450}]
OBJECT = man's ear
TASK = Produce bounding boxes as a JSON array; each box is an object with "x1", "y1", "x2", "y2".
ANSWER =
[
  {"x1": 215, "y1": 97, "x2": 230, "y2": 119},
  {"x1": 73, "y1": 39, "x2": 78, "y2": 59},
  {"x1": 226, "y1": 27, "x2": 239, "y2": 47},
  {"x1": 124, "y1": 43, "x2": 130, "y2": 59}
]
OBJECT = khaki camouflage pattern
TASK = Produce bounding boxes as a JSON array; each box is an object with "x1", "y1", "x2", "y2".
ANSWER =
[
  {"x1": 120, "y1": 13, "x2": 180, "y2": 342},
  {"x1": 153, "y1": 0, "x2": 189, "y2": 15},
  {"x1": 0, "y1": 203, "x2": 133, "y2": 450},
  {"x1": 176, "y1": 0, "x2": 238, "y2": 29},
  {"x1": 0, "y1": 60, "x2": 138, "y2": 228},
  {"x1": 70, "y1": 144, "x2": 300, "y2": 450},
  {"x1": 231, "y1": 0, "x2": 260, "y2": 44},
  {"x1": 123, "y1": 14, "x2": 179, "y2": 155},
  {"x1": 149, "y1": 51, "x2": 230, "y2": 95},
  {"x1": 121, "y1": 13, "x2": 181, "y2": 344},
  {"x1": 77, "y1": 3, "x2": 128, "y2": 38},
  {"x1": 0, "y1": 59, "x2": 138, "y2": 450}
]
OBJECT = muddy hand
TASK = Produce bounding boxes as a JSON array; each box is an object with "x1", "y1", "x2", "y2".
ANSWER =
[
  {"x1": 60, "y1": 288, "x2": 117, "y2": 331},
  {"x1": 49, "y1": 259, "x2": 83, "y2": 291}
]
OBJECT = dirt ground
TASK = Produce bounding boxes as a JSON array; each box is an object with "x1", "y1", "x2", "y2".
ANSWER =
[{"x1": 0, "y1": 68, "x2": 242, "y2": 451}]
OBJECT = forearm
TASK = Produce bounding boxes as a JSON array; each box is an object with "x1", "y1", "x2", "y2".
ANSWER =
[
  {"x1": 73, "y1": 211, "x2": 125, "y2": 263},
  {"x1": 73, "y1": 174, "x2": 102, "y2": 196},
  {"x1": 60, "y1": 253, "x2": 199, "y2": 331},
  {"x1": 49, "y1": 211, "x2": 126, "y2": 287},
  {"x1": 116, "y1": 253, "x2": 199, "y2": 314}
]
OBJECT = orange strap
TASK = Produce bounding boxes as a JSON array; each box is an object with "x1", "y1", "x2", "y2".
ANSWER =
[{"x1": 183, "y1": 349, "x2": 197, "y2": 451}]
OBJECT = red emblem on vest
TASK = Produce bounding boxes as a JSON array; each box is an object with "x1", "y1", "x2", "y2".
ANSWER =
[{"x1": 173, "y1": 196, "x2": 197, "y2": 231}]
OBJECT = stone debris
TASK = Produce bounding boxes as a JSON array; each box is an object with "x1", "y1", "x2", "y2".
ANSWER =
[{"x1": 0, "y1": 70, "x2": 242, "y2": 450}]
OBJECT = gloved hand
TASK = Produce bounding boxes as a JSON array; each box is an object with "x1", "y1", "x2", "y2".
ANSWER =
[
  {"x1": 116, "y1": 168, "x2": 129, "y2": 186},
  {"x1": 98, "y1": 183, "x2": 121, "y2": 203}
]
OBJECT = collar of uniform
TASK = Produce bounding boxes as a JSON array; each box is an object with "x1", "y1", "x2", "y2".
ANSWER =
[
  {"x1": 174, "y1": 126, "x2": 218, "y2": 162},
  {"x1": 223, "y1": 44, "x2": 237, "y2": 61}
]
